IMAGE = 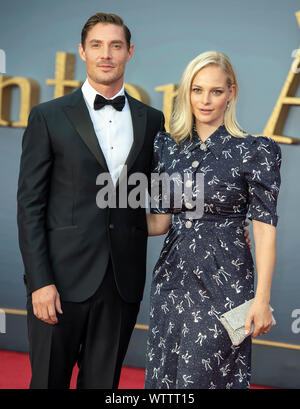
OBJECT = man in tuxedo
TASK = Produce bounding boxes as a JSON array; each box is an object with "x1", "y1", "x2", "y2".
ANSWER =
[{"x1": 17, "y1": 12, "x2": 164, "y2": 389}]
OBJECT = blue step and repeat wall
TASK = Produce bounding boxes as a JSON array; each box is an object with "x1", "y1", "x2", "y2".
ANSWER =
[{"x1": 0, "y1": 0, "x2": 299, "y2": 389}]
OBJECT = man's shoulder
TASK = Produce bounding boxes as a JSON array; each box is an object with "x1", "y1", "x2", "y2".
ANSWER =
[{"x1": 126, "y1": 93, "x2": 163, "y2": 117}]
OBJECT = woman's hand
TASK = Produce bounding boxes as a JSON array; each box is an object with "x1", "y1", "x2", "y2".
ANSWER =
[{"x1": 244, "y1": 298, "x2": 273, "y2": 338}]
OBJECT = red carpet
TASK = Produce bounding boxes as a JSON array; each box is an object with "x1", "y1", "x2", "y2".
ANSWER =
[{"x1": 0, "y1": 350, "x2": 272, "y2": 389}]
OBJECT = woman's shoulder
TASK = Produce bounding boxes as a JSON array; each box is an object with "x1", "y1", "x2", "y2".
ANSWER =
[
  {"x1": 154, "y1": 131, "x2": 176, "y2": 150},
  {"x1": 243, "y1": 133, "x2": 278, "y2": 147},
  {"x1": 243, "y1": 134, "x2": 281, "y2": 154},
  {"x1": 242, "y1": 134, "x2": 282, "y2": 166},
  {"x1": 154, "y1": 130, "x2": 174, "y2": 142}
]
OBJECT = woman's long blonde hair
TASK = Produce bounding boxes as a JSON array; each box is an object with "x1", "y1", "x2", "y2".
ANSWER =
[{"x1": 170, "y1": 51, "x2": 248, "y2": 143}]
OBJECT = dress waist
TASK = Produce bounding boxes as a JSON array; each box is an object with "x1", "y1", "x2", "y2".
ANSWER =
[{"x1": 171, "y1": 213, "x2": 246, "y2": 229}]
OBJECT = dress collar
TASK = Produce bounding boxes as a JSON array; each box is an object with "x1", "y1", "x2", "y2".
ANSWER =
[{"x1": 189, "y1": 123, "x2": 231, "y2": 160}]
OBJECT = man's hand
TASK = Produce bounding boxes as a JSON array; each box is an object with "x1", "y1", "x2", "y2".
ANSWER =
[
  {"x1": 243, "y1": 221, "x2": 252, "y2": 250},
  {"x1": 31, "y1": 284, "x2": 63, "y2": 325}
]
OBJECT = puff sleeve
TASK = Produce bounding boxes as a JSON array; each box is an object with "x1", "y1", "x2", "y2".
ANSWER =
[
  {"x1": 150, "y1": 131, "x2": 172, "y2": 214},
  {"x1": 244, "y1": 136, "x2": 282, "y2": 226}
]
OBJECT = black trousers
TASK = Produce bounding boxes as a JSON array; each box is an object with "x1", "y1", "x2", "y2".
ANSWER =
[{"x1": 26, "y1": 258, "x2": 140, "y2": 389}]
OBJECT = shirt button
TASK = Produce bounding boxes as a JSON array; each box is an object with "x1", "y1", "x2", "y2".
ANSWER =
[
  {"x1": 109, "y1": 224, "x2": 114, "y2": 229},
  {"x1": 185, "y1": 220, "x2": 192, "y2": 228},
  {"x1": 192, "y1": 161, "x2": 199, "y2": 168},
  {"x1": 185, "y1": 180, "x2": 193, "y2": 188}
]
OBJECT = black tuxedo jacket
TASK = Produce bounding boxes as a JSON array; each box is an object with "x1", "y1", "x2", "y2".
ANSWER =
[{"x1": 17, "y1": 88, "x2": 164, "y2": 303}]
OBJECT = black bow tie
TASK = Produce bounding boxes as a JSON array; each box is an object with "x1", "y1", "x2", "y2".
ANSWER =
[{"x1": 93, "y1": 94, "x2": 125, "y2": 111}]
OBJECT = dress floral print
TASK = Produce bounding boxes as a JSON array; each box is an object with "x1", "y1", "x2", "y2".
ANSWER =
[{"x1": 145, "y1": 124, "x2": 281, "y2": 389}]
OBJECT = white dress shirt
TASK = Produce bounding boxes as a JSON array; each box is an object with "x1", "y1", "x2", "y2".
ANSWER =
[{"x1": 81, "y1": 78, "x2": 134, "y2": 186}]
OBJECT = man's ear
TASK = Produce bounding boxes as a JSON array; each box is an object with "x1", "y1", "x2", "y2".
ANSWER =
[
  {"x1": 127, "y1": 44, "x2": 135, "y2": 62},
  {"x1": 78, "y1": 43, "x2": 86, "y2": 62}
]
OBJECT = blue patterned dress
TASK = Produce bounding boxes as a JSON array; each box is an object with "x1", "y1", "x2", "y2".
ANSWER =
[{"x1": 145, "y1": 124, "x2": 281, "y2": 389}]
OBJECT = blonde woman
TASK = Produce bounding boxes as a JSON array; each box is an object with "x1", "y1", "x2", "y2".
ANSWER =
[{"x1": 145, "y1": 51, "x2": 281, "y2": 389}]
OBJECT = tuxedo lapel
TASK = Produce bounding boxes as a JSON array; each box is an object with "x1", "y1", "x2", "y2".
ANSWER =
[
  {"x1": 63, "y1": 89, "x2": 147, "y2": 188},
  {"x1": 63, "y1": 89, "x2": 109, "y2": 172},
  {"x1": 116, "y1": 93, "x2": 147, "y2": 189}
]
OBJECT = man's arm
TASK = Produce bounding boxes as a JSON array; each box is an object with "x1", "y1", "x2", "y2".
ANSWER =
[{"x1": 17, "y1": 106, "x2": 62, "y2": 324}]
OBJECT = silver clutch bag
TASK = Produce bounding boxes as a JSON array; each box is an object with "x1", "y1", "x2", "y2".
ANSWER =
[{"x1": 219, "y1": 299, "x2": 276, "y2": 346}]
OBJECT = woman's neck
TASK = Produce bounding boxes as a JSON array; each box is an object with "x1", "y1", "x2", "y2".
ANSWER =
[{"x1": 195, "y1": 120, "x2": 224, "y2": 142}]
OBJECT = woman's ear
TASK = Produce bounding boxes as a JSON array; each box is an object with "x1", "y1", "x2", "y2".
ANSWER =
[{"x1": 228, "y1": 83, "x2": 236, "y2": 103}]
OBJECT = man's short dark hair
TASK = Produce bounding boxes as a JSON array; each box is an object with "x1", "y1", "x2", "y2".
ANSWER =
[{"x1": 81, "y1": 12, "x2": 131, "y2": 50}]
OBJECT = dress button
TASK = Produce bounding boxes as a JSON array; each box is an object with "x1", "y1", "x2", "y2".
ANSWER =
[
  {"x1": 200, "y1": 143, "x2": 207, "y2": 151},
  {"x1": 185, "y1": 220, "x2": 192, "y2": 228},
  {"x1": 185, "y1": 180, "x2": 193, "y2": 188},
  {"x1": 185, "y1": 202, "x2": 193, "y2": 209},
  {"x1": 109, "y1": 224, "x2": 114, "y2": 229},
  {"x1": 192, "y1": 161, "x2": 199, "y2": 168}
]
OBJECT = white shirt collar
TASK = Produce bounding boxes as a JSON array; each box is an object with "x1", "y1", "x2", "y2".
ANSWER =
[{"x1": 81, "y1": 78, "x2": 125, "y2": 110}]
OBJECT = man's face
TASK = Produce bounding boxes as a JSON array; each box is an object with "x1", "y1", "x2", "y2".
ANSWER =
[{"x1": 79, "y1": 23, "x2": 134, "y2": 87}]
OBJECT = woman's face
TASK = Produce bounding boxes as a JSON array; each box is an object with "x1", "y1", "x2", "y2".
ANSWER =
[{"x1": 190, "y1": 64, "x2": 235, "y2": 127}]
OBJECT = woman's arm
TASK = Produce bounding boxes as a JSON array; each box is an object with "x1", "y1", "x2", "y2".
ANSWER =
[
  {"x1": 146, "y1": 213, "x2": 171, "y2": 236},
  {"x1": 244, "y1": 220, "x2": 276, "y2": 337},
  {"x1": 253, "y1": 220, "x2": 276, "y2": 302}
]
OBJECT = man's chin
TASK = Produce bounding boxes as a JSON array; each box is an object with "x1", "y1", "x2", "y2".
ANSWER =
[{"x1": 92, "y1": 74, "x2": 122, "y2": 87}]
